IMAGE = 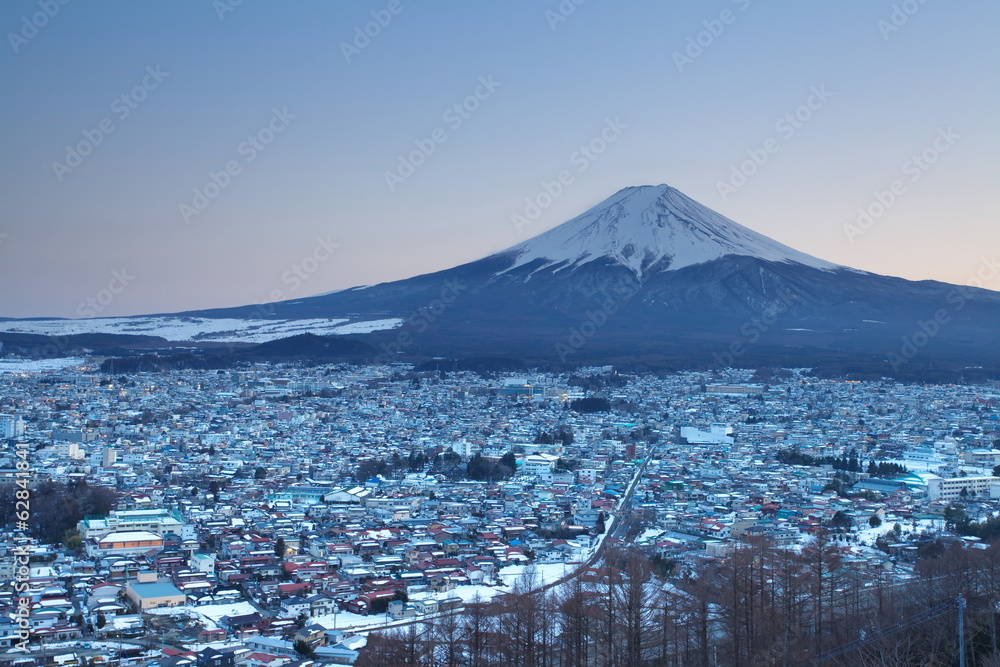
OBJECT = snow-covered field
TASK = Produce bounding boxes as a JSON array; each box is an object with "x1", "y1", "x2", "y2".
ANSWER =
[
  {"x1": 144, "y1": 601, "x2": 258, "y2": 630},
  {"x1": 313, "y1": 609, "x2": 392, "y2": 631},
  {"x1": 854, "y1": 517, "x2": 945, "y2": 546},
  {"x1": 14, "y1": 639, "x2": 147, "y2": 652},
  {"x1": 0, "y1": 357, "x2": 87, "y2": 373},
  {"x1": 0, "y1": 315, "x2": 403, "y2": 344},
  {"x1": 636, "y1": 527, "x2": 667, "y2": 544},
  {"x1": 309, "y1": 562, "x2": 582, "y2": 635},
  {"x1": 853, "y1": 519, "x2": 906, "y2": 546}
]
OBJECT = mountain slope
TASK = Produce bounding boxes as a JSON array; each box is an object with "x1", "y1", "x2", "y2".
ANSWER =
[
  {"x1": 5, "y1": 184, "x2": 1000, "y2": 375},
  {"x1": 171, "y1": 184, "x2": 1000, "y2": 372}
]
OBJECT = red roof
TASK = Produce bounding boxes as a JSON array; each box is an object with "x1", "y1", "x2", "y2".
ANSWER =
[{"x1": 277, "y1": 582, "x2": 311, "y2": 594}]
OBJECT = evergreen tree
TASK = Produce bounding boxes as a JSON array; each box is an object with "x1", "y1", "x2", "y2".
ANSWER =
[{"x1": 294, "y1": 639, "x2": 316, "y2": 657}]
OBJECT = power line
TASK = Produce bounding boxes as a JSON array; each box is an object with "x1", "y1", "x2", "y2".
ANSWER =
[{"x1": 815, "y1": 597, "x2": 959, "y2": 663}]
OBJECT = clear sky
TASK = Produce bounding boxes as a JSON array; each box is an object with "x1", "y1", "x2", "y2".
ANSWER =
[{"x1": 2, "y1": 1, "x2": 997, "y2": 318}]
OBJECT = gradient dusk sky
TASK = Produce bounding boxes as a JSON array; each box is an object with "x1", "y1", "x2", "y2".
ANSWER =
[{"x1": 2, "y1": 1, "x2": 997, "y2": 318}]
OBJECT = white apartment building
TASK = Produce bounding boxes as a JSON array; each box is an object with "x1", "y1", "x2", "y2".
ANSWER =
[
  {"x1": 927, "y1": 475, "x2": 1000, "y2": 501},
  {"x1": 54, "y1": 441, "x2": 84, "y2": 460},
  {"x1": 78, "y1": 508, "x2": 190, "y2": 540},
  {"x1": 681, "y1": 424, "x2": 734, "y2": 445},
  {"x1": 523, "y1": 453, "x2": 559, "y2": 476},
  {"x1": 0, "y1": 415, "x2": 25, "y2": 439}
]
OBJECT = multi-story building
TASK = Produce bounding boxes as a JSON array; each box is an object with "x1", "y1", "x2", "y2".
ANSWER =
[
  {"x1": 86, "y1": 531, "x2": 164, "y2": 557},
  {"x1": 78, "y1": 508, "x2": 188, "y2": 540},
  {"x1": 927, "y1": 475, "x2": 1000, "y2": 501},
  {"x1": 54, "y1": 441, "x2": 84, "y2": 460},
  {"x1": 523, "y1": 453, "x2": 559, "y2": 476},
  {"x1": 0, "y1": 415, "x2": 25, "y2": 439}
]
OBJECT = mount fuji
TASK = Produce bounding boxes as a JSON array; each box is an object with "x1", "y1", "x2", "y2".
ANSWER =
[
  {"x1": 499, "y1": 184, "x2": 839, "y2": 277},
  {"x1": 5, "y1": 185, "x2": 1000, "y2": 377}
]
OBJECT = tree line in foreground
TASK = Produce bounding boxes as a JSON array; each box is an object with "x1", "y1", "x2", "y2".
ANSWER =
[{"x1": 357, "y1": 534, "x2": 1000, "y2": 666}]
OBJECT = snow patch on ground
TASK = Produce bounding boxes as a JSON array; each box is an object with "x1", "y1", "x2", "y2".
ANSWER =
[
  {"x1": 144, "y1": 601, "x2": 257, "y2": 631},
  {"x1": 0, "y1": 357, "x2": 87, "y2": 373},
  {"x1": 0, "y1": 316, "x2": 403, "y2": 343},
  {"x1": 310, "y1": 562, "x2": 581, "y2": 636},
  {"x1": 330, "y1": 318, "x2": 404, "y2": 335},
  {"x1": 312, "y1": 609, "x2": 392, "y2": 631}
]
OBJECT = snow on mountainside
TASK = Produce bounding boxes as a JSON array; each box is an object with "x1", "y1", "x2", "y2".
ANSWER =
[
  {"x1": 0, "y1": 185, "x2": 874, "y2": 350},
  {"x1": 497, "y1": 184, "x2": 841, "y2": 277},
  {"x1": 0, "y1": 316, "x2": 403, "y2": 343}
]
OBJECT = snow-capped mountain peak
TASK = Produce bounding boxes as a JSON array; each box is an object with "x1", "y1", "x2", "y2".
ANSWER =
[{"x1": 498, "y1": 184, "x2": 839, "y2": 277}]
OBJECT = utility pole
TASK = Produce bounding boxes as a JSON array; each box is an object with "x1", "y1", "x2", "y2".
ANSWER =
[
  {"x1": 992, "y1": 599, "x2": 999, "y2": 667},
  {"x1": 959, "y1": 594, "x2": 966, "y2": 667}
]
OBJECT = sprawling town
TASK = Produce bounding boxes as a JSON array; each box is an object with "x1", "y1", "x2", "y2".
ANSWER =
[{"x1": 3, "y1": 360, "x2": 1000, "y2": 665}]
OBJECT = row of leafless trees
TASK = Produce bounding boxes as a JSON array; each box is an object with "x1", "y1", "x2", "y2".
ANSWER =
[{"x1": 357, "y1": 535, "x2": 1000, "y2": 666}]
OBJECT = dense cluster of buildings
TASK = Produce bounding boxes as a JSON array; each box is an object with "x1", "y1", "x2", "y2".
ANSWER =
[{"x1": 1, "y1": 362, "x2": 999, "y2": 664}]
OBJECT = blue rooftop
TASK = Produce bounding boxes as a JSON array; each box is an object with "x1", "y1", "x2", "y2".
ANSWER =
[{"x1": 129, "y1": 581, "x2": 183, "y2": 598}]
